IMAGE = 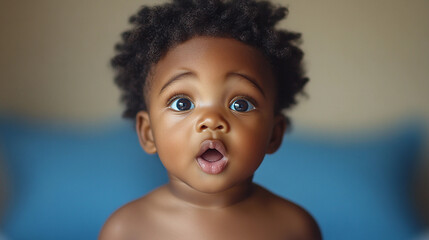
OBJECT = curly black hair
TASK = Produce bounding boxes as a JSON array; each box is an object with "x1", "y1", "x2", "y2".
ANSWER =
[{"x1": 111, "y1": 0, "x2": 308, "y2": 121}]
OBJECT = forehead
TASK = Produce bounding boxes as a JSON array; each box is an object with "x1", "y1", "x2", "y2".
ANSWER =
[{"x1": 148, "y1": 36, "x2": 276, "y2": 93}]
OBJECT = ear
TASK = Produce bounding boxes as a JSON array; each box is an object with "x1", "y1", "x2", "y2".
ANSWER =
[
  {"x1": 136, "y1": 111, "x2": 157, "y2": 154},
  {"x1": 266, "y1": 114, "x2": 287, "y2": 154}
]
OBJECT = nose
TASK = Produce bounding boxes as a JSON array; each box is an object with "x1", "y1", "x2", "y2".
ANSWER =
[{"x1": 196, "y1": 110, "x2": 229, "y2": 133}]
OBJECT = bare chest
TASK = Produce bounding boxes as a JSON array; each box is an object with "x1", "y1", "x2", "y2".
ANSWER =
[{"x1": 127, "y1": 209, "x2": 290, "y2": 240}]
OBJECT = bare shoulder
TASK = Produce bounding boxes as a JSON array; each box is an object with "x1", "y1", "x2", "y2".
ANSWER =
[
  {"x1": 98, "y1": 186, "x2": 167, "y2": 240},
  {"x1": 255, "y1": 185, "x2": 322, "y2": 240},
  {"x1": 98, "y1": 197, "x2": 148, "y2": 240}
]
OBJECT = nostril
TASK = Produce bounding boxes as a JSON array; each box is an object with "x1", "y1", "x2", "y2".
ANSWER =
[{"x1": 197, "y1": 118, "x2": 228, "y2": 132}]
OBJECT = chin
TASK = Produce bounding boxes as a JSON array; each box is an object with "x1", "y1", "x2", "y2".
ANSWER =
[{"x1": 188, "y1": 175, "x2": 251, "y2": 194}]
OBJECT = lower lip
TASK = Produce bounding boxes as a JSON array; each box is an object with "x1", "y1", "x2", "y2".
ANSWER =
[{"x1": 196, "y1": 157, "x2": 228, "y2": 174}]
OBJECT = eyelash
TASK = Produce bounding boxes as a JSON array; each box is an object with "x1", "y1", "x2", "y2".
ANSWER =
[
  {"x1": 230, "y1": 95, "x2": 258, "y2": 108},
  {"x1": 166, "y1": 93, "x2": 192, "y2": 107}
]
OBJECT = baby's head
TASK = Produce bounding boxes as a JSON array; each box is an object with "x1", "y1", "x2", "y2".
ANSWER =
[
  {"x1": 112, "y1": 0, "x2": 307, "y2": 121},
  {"x1": 112, "y1": 0, "x2": 308, "y2": 192}
]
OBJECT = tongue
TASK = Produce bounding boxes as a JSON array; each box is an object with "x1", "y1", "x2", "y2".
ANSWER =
[{"x1": 202, "y1": 149, "x2": 223, "y2": 162}]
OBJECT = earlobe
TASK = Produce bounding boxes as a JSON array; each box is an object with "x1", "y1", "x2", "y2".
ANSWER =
[
  {"x1": 266, "y1": 114, "x2": 287, "y2": 154},
  {"x1": 136, "y1": 111, "x2": 157, "y2": 154}
]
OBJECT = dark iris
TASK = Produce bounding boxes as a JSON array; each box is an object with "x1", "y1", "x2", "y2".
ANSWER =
[
  {"x1": 229, "y1": 98, "x2": 255, "y2": 112},
  {"x1": 177, "y1": 99, "x2": 190, "y2": 110},
  {"x1": 170, "y1": 97, "x2": 194, "y2": 111},
  {"x1": 233, "y1": 99, "x2": 249, "y2": 112}
]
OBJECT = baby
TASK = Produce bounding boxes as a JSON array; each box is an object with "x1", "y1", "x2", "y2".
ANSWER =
[{"x1": 100, "y1": 0, "x2": 321, "y2": 239}]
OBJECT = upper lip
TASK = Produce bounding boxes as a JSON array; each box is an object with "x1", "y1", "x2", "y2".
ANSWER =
[{"x1": 196, "y1": 139, "x2": 227, "y2": 159}]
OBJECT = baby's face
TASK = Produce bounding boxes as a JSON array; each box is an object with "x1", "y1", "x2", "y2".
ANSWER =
[{"x1": 138, "y1": 36, "x2": 284, "y2": 193}]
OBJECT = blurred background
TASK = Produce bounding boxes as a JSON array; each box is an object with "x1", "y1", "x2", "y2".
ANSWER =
[
  {"x1": 1, "y1": 0, "x2": 428, "y2": 129},
  {"x1": 0, "y1": 0, "x2": 428, "y2": 239}
]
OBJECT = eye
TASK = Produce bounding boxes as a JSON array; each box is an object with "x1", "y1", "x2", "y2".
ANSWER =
[
  {"x1": 229, "y1": 99, "x2": 255, "y2": 112},
  {"x1": 169, "y1": 97, "x2": 195, "y2": 111}
]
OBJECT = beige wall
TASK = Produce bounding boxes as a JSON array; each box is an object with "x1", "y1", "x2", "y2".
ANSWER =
[
  {"x1": 282, "y1": 0, "x2": 429, "y2": 131},
  {"x1": 0, "y1": 0, "x2": 428, "y2": 131}
]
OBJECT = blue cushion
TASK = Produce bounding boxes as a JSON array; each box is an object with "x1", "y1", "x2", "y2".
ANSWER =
[
  {"x1": 0, "y1": 114, "x2": 425, "y2": 240},
  {"x1": 0, "y1": 116, "x2": 168, "y2": 240},
  {"x1": 255, "y1": 123, "x2": 426, "y2": 240}
]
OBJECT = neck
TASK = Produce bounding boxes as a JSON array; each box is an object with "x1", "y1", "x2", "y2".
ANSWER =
[{"x1": 167, "y1": 176, "x2": 255, "y2": 209}]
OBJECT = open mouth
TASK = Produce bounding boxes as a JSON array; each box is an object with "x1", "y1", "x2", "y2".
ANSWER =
[
  {"x1": 201, "y1": 149, "x2": 224, "y2": 162},
  {"x1": 196, "y1": 140, "x2": 228, "y2": 174}
]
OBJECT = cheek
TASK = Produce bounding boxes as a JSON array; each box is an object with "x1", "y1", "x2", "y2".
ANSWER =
[
  {"x1": 234, "y1": 114, "x2": 273, "y2": 142},
  {"x1": 229, "y1": 115, "x2": 273, "y2": 165},
  {"x1": 151, "y1": 114, "x2": 195, "y2": 169}
]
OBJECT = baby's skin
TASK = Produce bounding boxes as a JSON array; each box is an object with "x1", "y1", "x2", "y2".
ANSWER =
[{"x1": 99, "y1": 37, "x2": 321, "y2": 240}]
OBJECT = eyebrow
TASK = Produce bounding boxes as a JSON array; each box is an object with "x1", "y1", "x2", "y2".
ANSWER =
[
  {"x1": 159, "y1": 71, "x2": 194, "y2": 95},
  {"x1": 158, "y1": 71, "x2": 265, "y2": 97},
  {"x1": 227, "y1": 72, "x2": 265, "y2": 98}
]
